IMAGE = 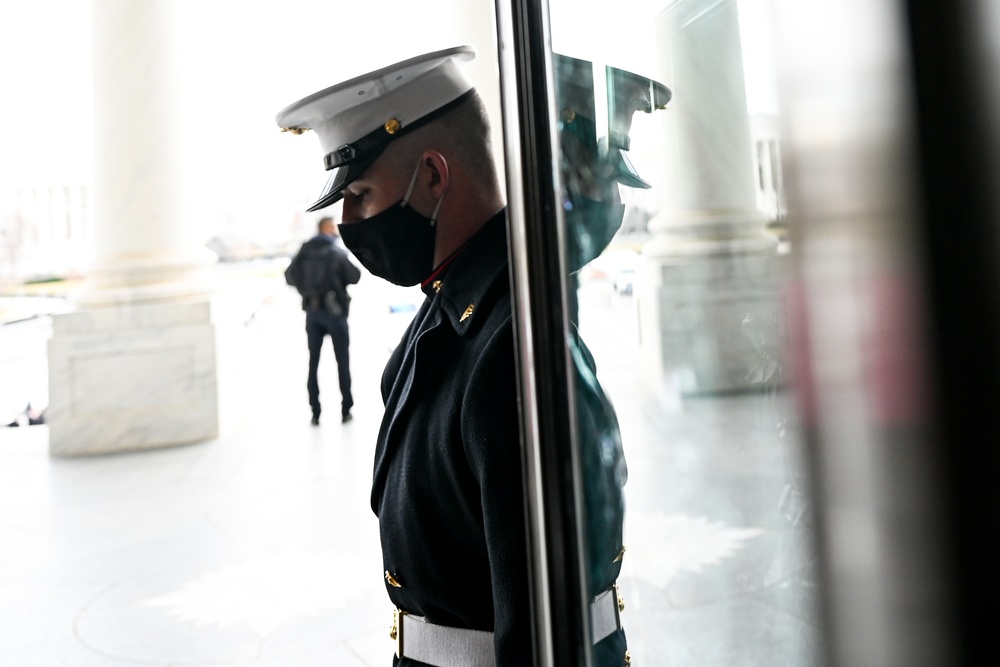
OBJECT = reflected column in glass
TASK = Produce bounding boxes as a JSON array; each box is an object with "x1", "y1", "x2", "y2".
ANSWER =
[{"x1": 548, "y1": 0, "x2": 822, "y2": 665}]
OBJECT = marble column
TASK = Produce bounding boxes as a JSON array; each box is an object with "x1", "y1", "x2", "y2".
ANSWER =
[
  {"x1": 46, "y1": 0, "x2": 219, "y2": 456},
  {"x1": 638, "y1": 0, "x2": 786, "y2": 396}
]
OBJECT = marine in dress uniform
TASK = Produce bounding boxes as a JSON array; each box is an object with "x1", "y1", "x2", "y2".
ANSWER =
[{"x1": 276, "y1": 45, "x2": 669, "y2": 667}]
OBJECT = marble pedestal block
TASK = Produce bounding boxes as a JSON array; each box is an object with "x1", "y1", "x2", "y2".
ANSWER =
[
  {"x1": 638, "y1": 250, "x2": 789, "y2": 396},
  {"x1": 47, "y1": 300, "x2": 219, "y2": 456}
]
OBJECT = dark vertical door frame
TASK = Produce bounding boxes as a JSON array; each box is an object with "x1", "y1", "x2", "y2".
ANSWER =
[
  {"x1": 493, "y1": 0, "x2": 595, "y2": 665},
  {"x1": 904, "y1": 1, "x2": 1000, "y2": 664}
]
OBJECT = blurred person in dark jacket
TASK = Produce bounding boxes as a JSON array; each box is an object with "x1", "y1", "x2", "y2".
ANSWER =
[{"x1": 285, "y1": 216, "x2": 361, "y2": 425}]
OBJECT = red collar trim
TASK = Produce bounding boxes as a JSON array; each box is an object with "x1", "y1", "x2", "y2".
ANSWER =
[{"x1": 420, "y1": 243, "x2": 466, "y2": 289}]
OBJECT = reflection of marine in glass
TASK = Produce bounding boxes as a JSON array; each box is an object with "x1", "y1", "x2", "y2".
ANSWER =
[
  {"x1": 554, "y1": 52, "x2": 671, "y2": 665},
  {"x1": 555, "y1": 54, "x2": 671, "y2": 273}
]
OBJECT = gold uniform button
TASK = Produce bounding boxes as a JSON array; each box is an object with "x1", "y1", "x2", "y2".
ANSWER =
[
  {"x1": 432, "y1": 280, "x2": 443, "y2": 293},
  {"x1": 385, "y1": 570, "x2": 402, "y2": 588},
  {"x1": 613, "y1": 545, "x2": 626, "y2": 563},
  {"x1": 460, "y1": 303, "x2": 475, "y2": 322}
]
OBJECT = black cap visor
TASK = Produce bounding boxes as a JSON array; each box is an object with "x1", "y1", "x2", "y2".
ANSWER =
[
  {"x1": 305, "y1": 129, "x2": 393, "y2": 212},
  {"x1": 613, "y1": 148, "x2": 651, "y2": 189},
  {"x1": 306, "y1": 155, "x2": 377, "y2": 212},
  {"x1": 560, "y1": 114, "x2": 653, "y2": 190}
]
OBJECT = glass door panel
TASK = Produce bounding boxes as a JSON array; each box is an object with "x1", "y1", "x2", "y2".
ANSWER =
[{"x1": 496, "y1": 0, "x2": 822, "y2": 664}]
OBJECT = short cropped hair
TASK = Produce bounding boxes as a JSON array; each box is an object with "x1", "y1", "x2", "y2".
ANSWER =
[{"x1": 384, "y1": 90, "x2": 499, "y2": 191}]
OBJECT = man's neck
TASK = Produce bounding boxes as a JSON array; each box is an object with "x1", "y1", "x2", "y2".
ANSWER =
[{"x1": 433, "y1": 203, "x2": 505, "y2": 266}]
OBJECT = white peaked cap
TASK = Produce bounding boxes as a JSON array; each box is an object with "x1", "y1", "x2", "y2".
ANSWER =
[{"x1": 276, "y1": 45, "x2": 477, "y2": 211}]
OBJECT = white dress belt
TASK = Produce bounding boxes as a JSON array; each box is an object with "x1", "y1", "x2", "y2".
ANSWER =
[{"x1": 393, "y1": 585, "x2": 624, "y2": 667}]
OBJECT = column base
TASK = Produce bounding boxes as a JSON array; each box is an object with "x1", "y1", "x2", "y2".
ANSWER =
[
  {"x1": 46, "y1": 300, "x2": 219, "y2": 456},
  {"x1": 638, "y1": 248, "x2": 789, "y2": 396}
]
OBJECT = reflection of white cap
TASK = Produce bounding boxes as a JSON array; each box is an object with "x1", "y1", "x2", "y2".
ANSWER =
[
  {"x1": 554, "y1": 53, "x2": 671, "y2": 189},
  {"x1": 276, "y1": 46, "x2": 476, "y2": 212}
]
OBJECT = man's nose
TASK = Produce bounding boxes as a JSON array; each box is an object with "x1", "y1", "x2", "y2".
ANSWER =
[{"x1": 341, "y1": 198, "x2": 359, "y2": 224}]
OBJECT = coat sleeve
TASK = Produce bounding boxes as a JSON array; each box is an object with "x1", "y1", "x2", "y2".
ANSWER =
[
  {"x1": 461, "y1": 316, "x2": 534, "y2": 665},
  {"x1": 284, "y1": 253, "x2": 300, "y2": 287},
  {"x1": 341, "y1": 254, "x2": 361, "y2": 286}
]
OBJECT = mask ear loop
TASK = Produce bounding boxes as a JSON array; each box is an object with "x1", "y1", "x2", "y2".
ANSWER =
[
  {"x1": 428, "y1": 190, "x2": 446, "y2": 227},
  {"x1": 402, "y1": 160, "x2": 422, "y2": 205},
  {"x1": 402, "y1": 159, "x2": 447, "y2": 227}
]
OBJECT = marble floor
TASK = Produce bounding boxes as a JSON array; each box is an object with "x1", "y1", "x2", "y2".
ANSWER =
[{"x1": 0, "y1": 262, "x2": 823, "y2": 666}]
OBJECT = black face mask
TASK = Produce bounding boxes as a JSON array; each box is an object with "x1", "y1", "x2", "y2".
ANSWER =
[
  {"x1": 338, "y1": 162, "x2": 445, "y2": 287},
  {"x1": 564, "y1": 192, "x2": 626, "y2": 273}
]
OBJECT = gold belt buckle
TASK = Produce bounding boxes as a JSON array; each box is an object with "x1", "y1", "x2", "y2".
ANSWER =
[{"x1": 390, "y1": 608, "x2": 406, "y2": 657}]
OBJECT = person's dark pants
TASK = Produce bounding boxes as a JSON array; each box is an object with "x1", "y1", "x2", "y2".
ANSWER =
[{"x1": 305, "y1": 309, "x2": 352, "y2": 419}]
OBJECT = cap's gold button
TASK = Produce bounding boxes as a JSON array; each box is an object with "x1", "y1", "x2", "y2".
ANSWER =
[
  {"x1": 385, "y1": 570, "x2": 402, "y2": 588},
  {"x1": 385, "y1": 118, "x2": 401, "y2": 134}
]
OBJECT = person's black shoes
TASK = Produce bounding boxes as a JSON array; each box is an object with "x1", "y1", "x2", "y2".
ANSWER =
[{"x1": 312, "y1": 410, "x2": 351, "y2": 425}]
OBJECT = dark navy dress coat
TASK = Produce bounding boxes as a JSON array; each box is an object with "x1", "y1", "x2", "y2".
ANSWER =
[{"x1": 372, "y1": 211, "x2": 628, "y2": 666}]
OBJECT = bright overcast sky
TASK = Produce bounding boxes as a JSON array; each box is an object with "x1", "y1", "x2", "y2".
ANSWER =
[
  {"x1": 0, "y1": 0, "x2": 776, "y2": 244},
  {"x1": 0, "y1": 0, "x2": 501, "y2": 242}
]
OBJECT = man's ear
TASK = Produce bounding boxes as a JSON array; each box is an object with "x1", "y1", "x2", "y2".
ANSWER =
[{"x1": 421, "y1": 150, "x2": 450, "y2": 197}]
